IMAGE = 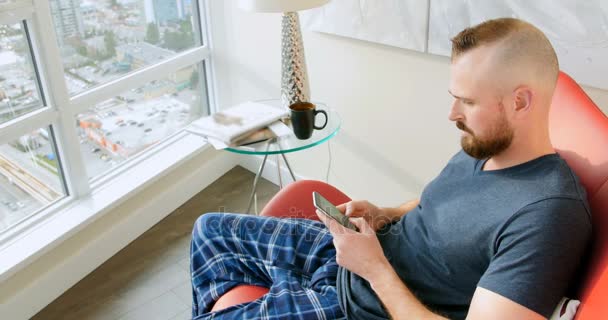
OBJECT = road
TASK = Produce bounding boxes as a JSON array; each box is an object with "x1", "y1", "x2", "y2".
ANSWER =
[
  {"x1": 0, "y1": 154, "x2": 61, "y2": 203},
  {"x1": 0, "y1": 172, "x2": 37, "y2": 233}
]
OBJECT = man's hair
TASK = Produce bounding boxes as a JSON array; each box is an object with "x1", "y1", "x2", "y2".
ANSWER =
[{"x1": 451, "y1": 18, "x2": 559, "y2": 86}]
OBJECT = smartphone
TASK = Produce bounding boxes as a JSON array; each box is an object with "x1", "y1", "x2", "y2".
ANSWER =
[{"x1": 313, "y1": 192, "x2": 359, "y2": 231}]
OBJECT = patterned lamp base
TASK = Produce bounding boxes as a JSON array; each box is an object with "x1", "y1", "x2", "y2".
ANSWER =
[{"x1": 281, "y1": 12, "x2": 311, "y2": 109}]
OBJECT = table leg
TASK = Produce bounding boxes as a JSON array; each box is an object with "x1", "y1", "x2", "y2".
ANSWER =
[
  {"x1": 246, "y1": 140, "x2": 273, "y2": 214},
  {"x1": 277, "y1": 153, "x2": 283, "y2": 189},
  {"x1": 276, "y1": 140, "x2": 297, "y2": 182},
  {"x1": 281, "y1": 152, "x2": 297, "y2": 182}
]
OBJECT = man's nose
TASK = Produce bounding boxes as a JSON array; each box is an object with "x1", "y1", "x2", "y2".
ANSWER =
[{"x1": 448, "y1": 100, "x2": 462, "y2": 122}]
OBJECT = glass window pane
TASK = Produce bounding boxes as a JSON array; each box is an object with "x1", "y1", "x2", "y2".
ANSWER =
[
  {"x1": 0, "y1": 1, "x2": 31, "y2": 11},
  {"x1": 76, "y1": 63, "x2": 206, "y2": 179},
  {"x1": 0, "y1": 127, "x2": 67, "y2": 233},
  {"x1": 49, "y1": 0, "x2": 202, "y2": 95},
  {"x1": 0, "y1": 23, "x2": 44, "y2": 125}
]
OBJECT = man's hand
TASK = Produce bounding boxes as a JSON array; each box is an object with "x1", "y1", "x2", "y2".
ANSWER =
[
  {"x1": 336, "y1": 200, "x2": 393, "y2": 232},
  {"x1": 315, "y1": 209, "x2": 390, "y2": 283},
  {"x1": 316, "y1": 209, "x2": 447, "y2": 320}
]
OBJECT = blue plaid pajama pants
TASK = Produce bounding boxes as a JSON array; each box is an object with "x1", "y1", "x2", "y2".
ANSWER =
[{"x1": 190, "y1": 212, "x2": 346, "y2": 320}]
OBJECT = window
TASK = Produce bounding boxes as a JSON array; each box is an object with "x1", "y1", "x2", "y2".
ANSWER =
[
  {"x1": 50, "y1": 0, "x2": 203, "y2": 95},
  {"x1": 0, "y1": 0, "x2": 213, "y2": 239},
  {"x1": 0, "y1": 128, "x2": 66, "y2": 233},
  {"x1": 0, "y1": 22, "x2": 44, "y2": 125},
  {"x1": 76, "y1": 63, "x2": 208, "y2": 179}
]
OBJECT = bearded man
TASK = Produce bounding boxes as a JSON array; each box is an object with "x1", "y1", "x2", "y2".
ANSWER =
[{"x1": 190, "y1": 18, "x2": 591, "y2": 320}]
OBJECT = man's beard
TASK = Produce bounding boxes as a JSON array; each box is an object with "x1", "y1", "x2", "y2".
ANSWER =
[{"x1": 456, "y1": 114, "x2": 514, "y2": 160}]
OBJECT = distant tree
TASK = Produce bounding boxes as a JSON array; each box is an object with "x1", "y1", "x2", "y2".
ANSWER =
[
  {"x1": 190, "y1": 70, "x2": 199, "y2": 89},
  {"x1": 145, "y1": 23, "x2": 160, "y2": 44},
  {"x1": 104, "y1": 31, "x2": 117, "y2": 56},
  {"x1": 163, "y1": 30, "x2": 194, "y2": 51},
  {"x1": 76, "y1": 45, "x2": 88, "y2": 56},
  {"x1": 179, "y1": 19, "x2": 192, "y2": 33},
  {"x1": 163, "y1": 31, "x2": 176, "y2": 49}
]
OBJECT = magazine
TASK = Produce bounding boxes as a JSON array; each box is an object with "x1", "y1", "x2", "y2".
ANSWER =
[
  {"x1": 188, "y1": 101, "x2": 289, "y2": 144},
  {"x1": 233, "y1": 127, "x2": 277, "y2": 146}
]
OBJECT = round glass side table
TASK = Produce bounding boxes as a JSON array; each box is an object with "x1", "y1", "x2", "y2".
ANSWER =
[{"x1": 224, "y1": 99, "x2": 341, "y2": 214}]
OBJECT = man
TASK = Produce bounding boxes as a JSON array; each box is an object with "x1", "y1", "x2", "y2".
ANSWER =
[{"x1": 190, "y1": 18, "x2": 591, "y2": 320}]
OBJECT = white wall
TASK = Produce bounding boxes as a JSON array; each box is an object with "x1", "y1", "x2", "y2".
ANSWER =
[
  {"x1": 212, "y1": 1, "x2": 608, "y2": 206},
  {"x1": 584, "y1": 86, "x2": 608, "y2": 110}
]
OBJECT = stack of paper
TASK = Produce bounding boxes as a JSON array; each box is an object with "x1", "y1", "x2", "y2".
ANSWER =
[{"x1": 187, "y1": 101, "x2": 292, "y2": 149}]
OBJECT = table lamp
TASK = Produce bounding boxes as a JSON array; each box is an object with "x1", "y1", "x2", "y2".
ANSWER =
[{"x1": 238, "y1": 0, "x2": 330, "y2": 109}]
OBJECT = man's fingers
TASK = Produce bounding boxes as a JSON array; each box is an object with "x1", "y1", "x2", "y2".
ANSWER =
[
  {"x1": 339, "y1": 202, "x2": 356, "y2": 216},
  {"x1": 316, "y1": 210, "x2": 356, "y2": 236},
  {"x1": 349, "y1": 217, "x2": 374, "y2": 235},
  {"x1": 315, "y1": 209, "x2": 329, "y2": 224},
  {"x1": 316, "y1": 210, "x2": 341, "y2": 232},
  {"x1": 345, "y1": 201, "x2": 358, "y2": 216}
]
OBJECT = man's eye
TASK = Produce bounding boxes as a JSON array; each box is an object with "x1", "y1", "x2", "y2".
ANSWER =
[{"x1": 463, "y1": 100, "x2": 474, "y2": 105}]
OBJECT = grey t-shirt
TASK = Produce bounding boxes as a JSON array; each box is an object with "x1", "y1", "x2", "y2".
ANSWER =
[{"x1": 337, "y1": 151, "x2": 591, "y2": 320}]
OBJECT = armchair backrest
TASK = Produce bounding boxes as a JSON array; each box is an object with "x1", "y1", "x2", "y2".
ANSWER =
[{"x1": 548, "y1": 72, "x2": 608, "y2": 320}]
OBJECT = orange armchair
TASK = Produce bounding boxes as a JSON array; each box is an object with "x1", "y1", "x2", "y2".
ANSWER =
[{"x1": 547, "y1": 73, "x2": 608, "y2": 320}]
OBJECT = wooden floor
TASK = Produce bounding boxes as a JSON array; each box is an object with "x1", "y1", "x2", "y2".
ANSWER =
[{"x1": 33, "y1": 166, "x2": 279, "y2": 320}]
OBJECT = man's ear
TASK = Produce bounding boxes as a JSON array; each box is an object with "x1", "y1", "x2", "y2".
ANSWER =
[{"x1": 513, "y1": 86, "x2": 533, "y2": 112}]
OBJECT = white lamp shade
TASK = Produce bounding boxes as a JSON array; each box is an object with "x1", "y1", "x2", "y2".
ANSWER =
[{"x1": 238, "y1": 0, "x2": 330, "y2": 12}]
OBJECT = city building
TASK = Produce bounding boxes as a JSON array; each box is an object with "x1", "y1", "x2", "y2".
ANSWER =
[
  {"x1": 143, "y1": 0, "x2": 189, "y2": 25},
  {"x1": 83, "y1": 35, "x2": 107, "y2": 57},
  {"x1": 115, "y1": 42, "x2": 175, "y2": 70},
  {"x1": 49, "y1": 0, "x2": 85, "y2": 46}
]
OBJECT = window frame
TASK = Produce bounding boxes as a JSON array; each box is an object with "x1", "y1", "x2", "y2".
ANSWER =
[{"x1": 0, "y1": 0, "x2": 218, "y2": 244}]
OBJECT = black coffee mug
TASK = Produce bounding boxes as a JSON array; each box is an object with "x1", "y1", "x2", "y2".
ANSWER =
[{"x1": 289, "y1": 102, "x2": 328, "y2": 140}]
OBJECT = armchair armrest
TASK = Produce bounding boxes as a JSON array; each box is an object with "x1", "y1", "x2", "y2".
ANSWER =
[{"x1": 260, "y1": 180, "x2": 352, "y2": 219}]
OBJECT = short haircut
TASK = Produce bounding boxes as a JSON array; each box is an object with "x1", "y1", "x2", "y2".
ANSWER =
[{"x1": 451, "y1": 18, "x2": 559, "y2": 86}]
